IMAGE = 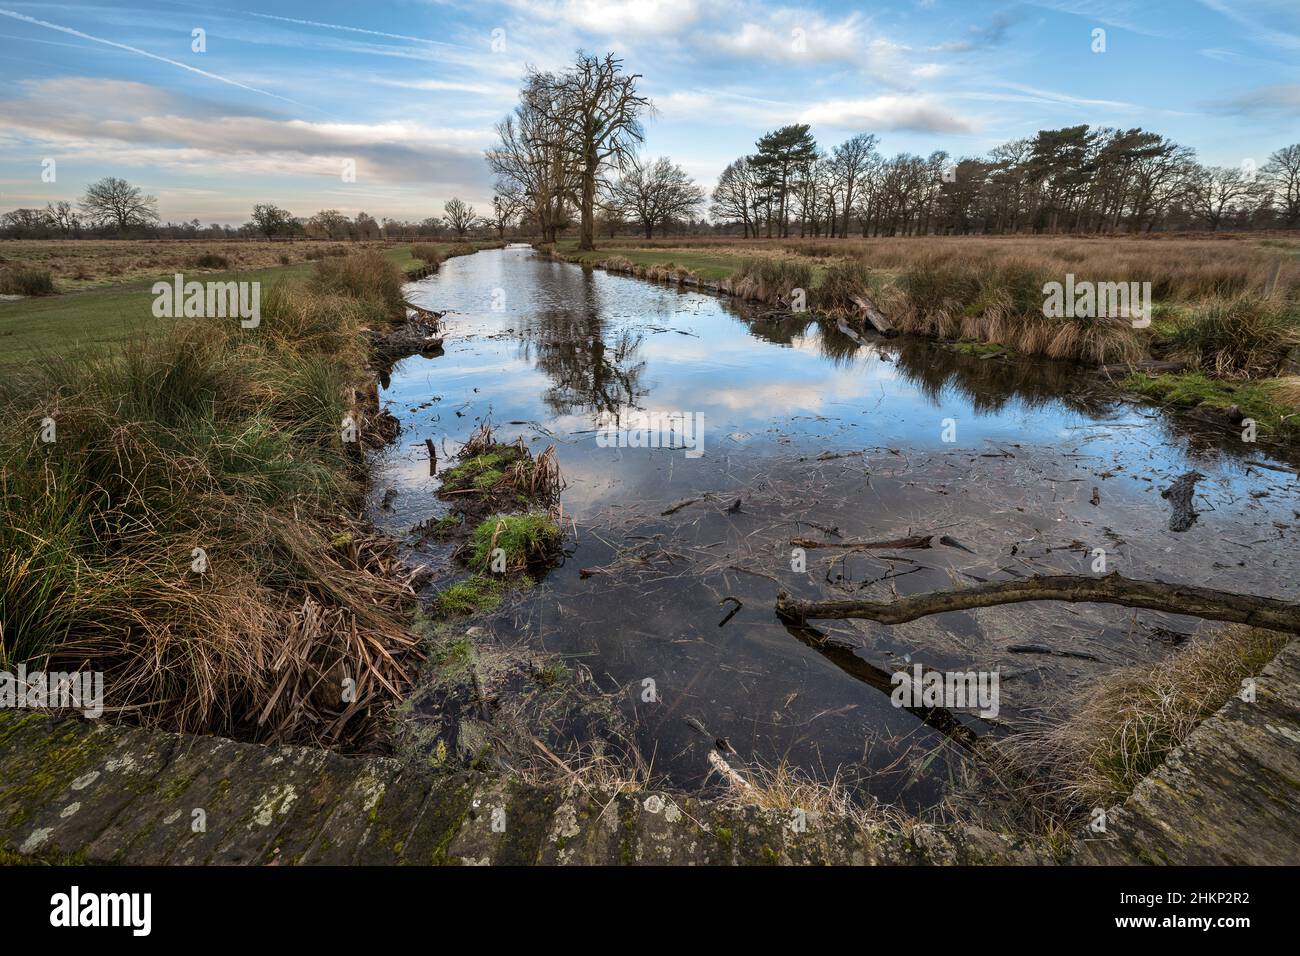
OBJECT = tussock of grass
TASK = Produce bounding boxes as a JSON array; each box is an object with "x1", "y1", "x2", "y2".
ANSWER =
[
  {"x1": 439, "y1": 425, "x2": 563, "y2": 507},
  {"x1": 514, "y1": 742, "x2": 652, "y2": 796},
  {"x1": 0, "y1": 265, "x2": 56, "y2": 296},
  {"x1": 303, "y1": 245, "x2": 349, "y2": 261},
  {"x1": 311, "y1": 248, "x2": 406, "y2": 314},
  {"x1": 729, "y1": 257, "x2": 813, "y2": 305},
  {"x1": 434, "y1": 574, "x2": 508, "y2": 616},
  {"x1": 884, "y1": 255, "x2": 1142, "y2": 364},
  {"x1": 1164, "y1": 295, "x2": 1298, "y2": 378},
  {"x1": 711, "y1": 756, "x2": 908, "y2": 833},
  {"x1": 813, "y1": 259, "x2": 874, "y2": 313},
  {"x1": 468, "y1": 513, "x2": 562, "y2": 574},
  {"x1": 441, "y1": 448, "x2": 526, "y2": 493},
  {"x1": 1267, "y1": 375, "x2": 1300, "y2": 410},
  {"x1": 187, "y1": 252, "x2": 230, "y2": 270},
  {"x1": 411, "y1": 243, "x2": 443, "y2": 267}
]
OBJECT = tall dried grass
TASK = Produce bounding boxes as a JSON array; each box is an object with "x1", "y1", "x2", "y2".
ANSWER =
[
  {"x1": 312, "y1": 248, "x2": 407, "y2": 315},
  {"x1": 1165, "y1": 295, "x2": 1299, "y2": 378}
]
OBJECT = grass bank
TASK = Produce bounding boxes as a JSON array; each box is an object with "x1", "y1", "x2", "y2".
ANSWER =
[
  {"x1": 0, "y1": 248, "x2": 427, "y2": 750},
  {"x1": 0, "y1": 240, "x2": 504, "y2": 366}
]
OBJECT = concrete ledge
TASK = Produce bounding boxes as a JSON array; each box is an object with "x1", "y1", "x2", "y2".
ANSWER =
[
  {"x1": 7, "y1": 634, "x2": 1293, "y2": 865},
  {"x1": 0, "y1": 712, "x2": 1047, "y2": 865},
  {"x1": 1071, "y1": 638, "x2": 1300, "y2": 865}
]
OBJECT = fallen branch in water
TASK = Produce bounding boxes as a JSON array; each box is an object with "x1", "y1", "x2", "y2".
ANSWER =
[
  {"x1": 789, "y1": 534, "x2": 933, "y2": 550},
  {"x1": 850, "y1": 294, "x2": 896, "y2": 337},
  {"x1": 775, "y1": 571, "x2": 1300, "y2": 634}
]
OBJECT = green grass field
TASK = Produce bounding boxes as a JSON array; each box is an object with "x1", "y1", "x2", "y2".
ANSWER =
[{"x1": 0, "y1": 243, "x2": 480, "y2": 367}]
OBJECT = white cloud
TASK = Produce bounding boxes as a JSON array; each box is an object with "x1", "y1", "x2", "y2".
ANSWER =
[
  {"x1": 712, "y1": 10, "x2": 868, "y2": 64},
  {"x1": 911, "y1": 63, "x2": 948, "y2": 78},
  {"x1": 507, "y1": 0, "x2": 700, "y2": 35},
  {"x1": 0, "y1": 78, "x2": 492, "y2": 190},
  {"x1": 799, "y1": 95, "x2": 976, "y2": 133}
]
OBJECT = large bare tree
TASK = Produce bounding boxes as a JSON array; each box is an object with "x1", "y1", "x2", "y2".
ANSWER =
[
  {"x1": 443, "y1": 197, "x2": 476, "y2": 237},
  {"x1": 1264, "y1": 144, "x2": 1300, "y2": 228},
  {"x1": 710, "y1": 157, "x2": 762, "y2": 237},
  {"x1": 528, "y1": 52, "x2": 652, "y2": 251},
  {"x1": 78, "y1": 176, "x2": 158, "y2": 231},
  {"x1": 829, "y1": 133, "x2": 878, "y2": 238}
]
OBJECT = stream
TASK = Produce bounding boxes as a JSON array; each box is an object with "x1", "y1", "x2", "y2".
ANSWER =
[{"x1": 371, "y1": 245, "x2": 1300, "y2": 810}]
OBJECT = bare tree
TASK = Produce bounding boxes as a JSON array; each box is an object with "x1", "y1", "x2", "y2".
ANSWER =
[
  {"x1": 45, "y1": 200, "x2": 79, "y2": 235},
  {"x1": 529, "y1": 52, "x2": 652, "y2": 251},
  {"x1": 830, "y1": 133, "x2": 877, "y2": 237},
  {"x1": 486, "y1": 76, "x2": 579, "y2": 243},
  {"x1": 489, "y1": 193, "x2": 519, "y2": 239},
  {"x1": 1190, "y1": 165, "x2": 1260, "y2": 231},
  {"x1": 78, "y1": 176, "x2": 159, "y2": 231},
  {"x1": 1264, "y1": 144, "x2": 1300, "y2": 227},
  {"x1": 443, "y1": 197, "x2": 476, "y2": 237},
  {"x1": 609, "y1": 156, "x2": 704, "y2": 238},
  {"x1": 306, "y1": 209, "x2": 348, "y2": 239},
  {"x1": 710, "y1": 157, "x2": 762, "y2": 237},
  {"x1": 0, "y1": 207, "x2": 51, "y2": 238}
]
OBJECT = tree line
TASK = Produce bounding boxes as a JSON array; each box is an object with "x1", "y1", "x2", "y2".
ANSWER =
[
  {"x1": 488, "y1": 54, "x2": 1298, "y2": 241},
  {"x1": 711, "y1": 125, "x2": 1300, "y2": 237},
  {"x1": 0, "y1": 177, "x2": 504, "y2": 241}
]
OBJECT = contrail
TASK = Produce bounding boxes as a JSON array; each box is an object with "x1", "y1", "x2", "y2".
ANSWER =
[
  {"x1": 0, "y1": 8, "x2": 304, "y2": 106},
  {"x1": 249, "y1": 11, "x2": 463, "y2": 47}
]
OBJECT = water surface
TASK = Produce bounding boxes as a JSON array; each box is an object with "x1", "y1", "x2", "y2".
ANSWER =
[{"x1": 373, "y1": 246, "x2": 1299, "y2": 807}]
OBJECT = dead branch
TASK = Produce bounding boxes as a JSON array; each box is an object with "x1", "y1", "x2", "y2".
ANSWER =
[
  {"x1": 776, "y1": 571, "x2": 1300, "y2": 634},
  {"x1": 850, "y1": 294, "x2": 896, "y2": 336},
  {"x1": 790, "y1": 534, "x2": 933, "y2": 550}
]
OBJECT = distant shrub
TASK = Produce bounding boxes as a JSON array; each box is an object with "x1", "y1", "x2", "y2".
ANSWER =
[
  {"x1": 411, "y1": 243, "x2": 443, "y2": 266},
  {"x1": 0, "y1": 266, "x2": 56, "y2": 296},
  {"x1": 188, "y1": 252, "x2": 230, "y2": 269},
  {"x1": 304, "y1": 245, "x2": 348, "y2": 261}
]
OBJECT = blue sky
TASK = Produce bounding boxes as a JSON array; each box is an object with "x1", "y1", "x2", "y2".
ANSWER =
[{"x1": 0, "y1": 0, "x2": 1296, "y2": 225}]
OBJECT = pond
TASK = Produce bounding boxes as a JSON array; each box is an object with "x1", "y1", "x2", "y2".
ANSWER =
[{"x1": 372, "y1": 245, "x2": 1300, "y2": 810}]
